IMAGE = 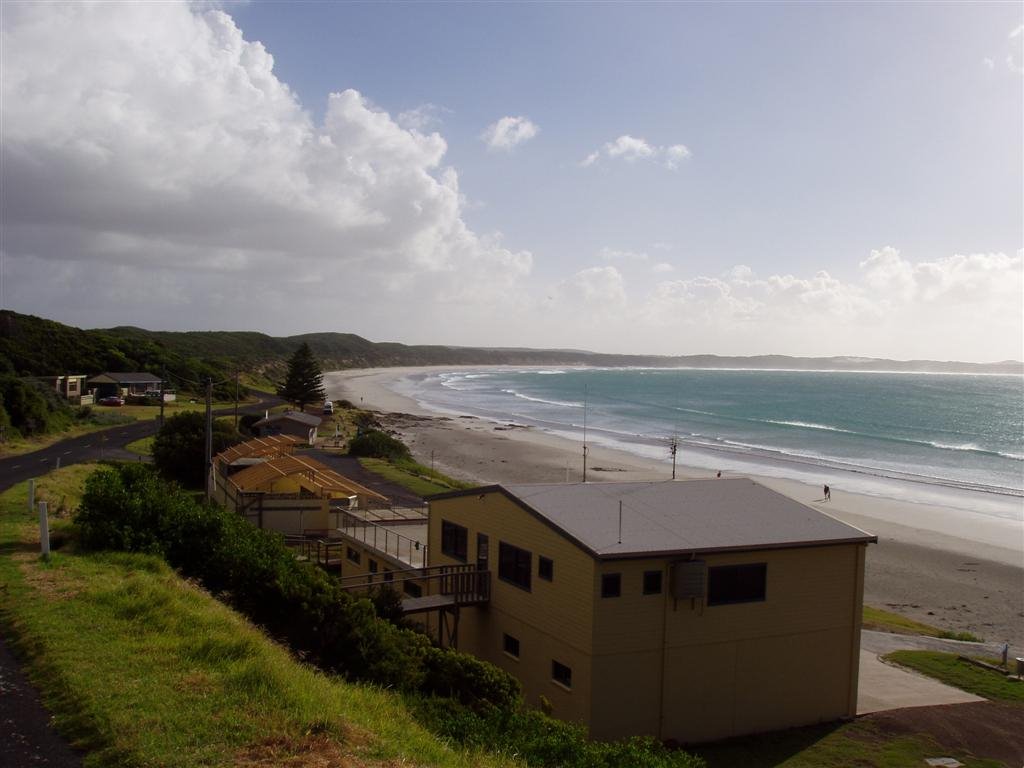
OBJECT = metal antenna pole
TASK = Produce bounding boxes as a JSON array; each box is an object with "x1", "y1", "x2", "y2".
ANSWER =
[
  {"x1": 618, "y1": 500, "x2": 622, "y2": 544},
  {"x1": 205, "y1": 378, "x2": 213, "y2": 504}
]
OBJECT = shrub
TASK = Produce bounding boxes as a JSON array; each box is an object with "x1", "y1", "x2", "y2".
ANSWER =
[
  {"x1": 0, "y1": 375, "x2": 72, "y2": 436},
  {"x1": 76, "y1": 464, "x2": 513, "y2": 708},
  {"x1": 152, "y1": 411, "x2": 241, "y2": 488},
  {"x1": 348, "y1": 429, "x2": 410, "y2": 461}
]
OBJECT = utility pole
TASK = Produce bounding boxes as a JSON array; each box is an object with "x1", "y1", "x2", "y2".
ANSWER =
[
  {"x1": 669, "y1": 437, "x2": 679, "y2": 480},
  {"x1": 582, "y1": 385, "x2": 588, "y2": 483},
  {"x1": 159, "y1": 367, "x2": 166, "y2": 428},
  {"x1": 233, "y1": 369, "x2": 239, "y2": 431},
  {"x1": 204, "y1": 377, "x2": 213, "y2": 504}
]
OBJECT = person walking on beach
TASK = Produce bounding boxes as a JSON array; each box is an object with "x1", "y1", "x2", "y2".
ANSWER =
[{"x1": 823, "y1": 484, "x2": 831, "y2": 501}]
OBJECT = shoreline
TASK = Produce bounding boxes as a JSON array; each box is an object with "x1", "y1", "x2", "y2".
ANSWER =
[{"x1": 325, "y1": 366, "x2": 1024, "y2": 648}]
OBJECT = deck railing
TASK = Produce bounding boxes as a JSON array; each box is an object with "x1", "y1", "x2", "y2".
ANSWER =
[
  {"x1": 335, "y1": 510, "x2": 427, "y2": 568},
  {"x1": 338, "y1": 564, "x2": 490, "y2": 606}
]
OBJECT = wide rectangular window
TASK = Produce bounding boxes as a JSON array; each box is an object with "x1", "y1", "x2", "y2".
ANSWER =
[
  {"x1": 498, "y1": 542, "x2": 532, "y2": 591},
  {"x1": 346, "y1": 547, "x2": 361, "y2": 564},
  {"x1": 503, "y1": 633, "x2": 520, "y2": 658},
  {"x1": 601, "y1": 573, "x2": 621, "y2": 598},
  {"x1": 538, "y1": 556, "x2": 554, "y2": 582},
  {"x1": 441, "y1": 520, "x2": 468, "y2": 562},
  {"x1": 707, "y1": 563, "x2": 767, "y2": 606},
  {"x1": 552, "y1": 660, "x2": 572, "y2": 689},
  {"x1": 643, "y1": 570, "x2": 663, "y2": 595}
]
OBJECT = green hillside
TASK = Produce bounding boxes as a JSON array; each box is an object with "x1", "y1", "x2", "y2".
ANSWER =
[{"x1": 2, "y1": 310, "x2": 1019, "y2": 382}]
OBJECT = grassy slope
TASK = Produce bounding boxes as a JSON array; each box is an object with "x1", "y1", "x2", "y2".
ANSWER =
[
  {"x1": 358, "y1": 457, "x2": 470, "y2": 497},
  {"x1": 863, "y1": 605, "x2": 981, "y2": 642},
  {"x1": 884, "y1": 651, "x2": 1024, "y2": 702},
  {"x1": 0, "y1": 466, "x2": 515, "y2": 768}
]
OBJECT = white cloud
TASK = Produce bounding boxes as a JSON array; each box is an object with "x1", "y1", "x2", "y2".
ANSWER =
[
  {"x1": 582, "y1": 134, "x2": 691, "y2": 170},
  {"x1": 599, "y1": 247, "x2": 649, "y2": 262},
  {"x1": 397, "y1": 103, "x2": 450, "y2": 131},
  {"x1": 652, "y1": 262, "x2": 674, "y2": 273},
  {"x1": 983, "y1": 57, "x2": 995, "y2": 70},
  {"x1": 481, "y1": 115, "x2": 539, "y2": 151},
  {"x1": 1, "y1": 1, "x2": 532, "y2": 333}
]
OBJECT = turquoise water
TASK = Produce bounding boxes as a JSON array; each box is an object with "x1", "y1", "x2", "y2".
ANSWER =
[{"x1": 396, "y1": 368, "x2": 1024, "y2": 497}]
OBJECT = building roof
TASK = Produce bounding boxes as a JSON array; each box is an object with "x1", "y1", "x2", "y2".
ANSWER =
[
  {"x1": 87, "y1": 372, "x2": 162, "y2": 385},
  {"x1": 253, "y1": 411, "x2": 322, "y2": 428},
  {"x1": 430, "y1": 479, "x2": 876, "y2": 559},
  {"x1": 214, "y1": 434, "x2": 302, "y2": 467},
  {"x1": 228, "y1": 454, "x2": 386, "y2": 503}
]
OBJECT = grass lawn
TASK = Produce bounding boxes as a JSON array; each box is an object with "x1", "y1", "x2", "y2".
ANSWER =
[
  {"x1": 693, "y1": 717, "x2": 1002, "y2": 768},
  {"x1": 863, "y1": 605, "x2": 981, "y2": 642},
  {"x1": 884, "y1": 651, "x2": 1024, "y2": 702},
  {"x1": 358, "y1": 457, "x2": 471, "y2": 497},
  {"x1": 124, "y1": 436, "x2": 155, "y2": 456},
  {"x1": 0, "y1": 466, "x2": 516, "y2": 768},
  {"x1": 0, "y1": 400, "x2": 241, "y2": 459}
]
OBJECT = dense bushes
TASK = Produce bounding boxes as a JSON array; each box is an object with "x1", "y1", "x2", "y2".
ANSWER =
[
  {"x1": 76, "y1": 464, "x2": 517, "y2": 707},
  {"x1": 410, "y1": 698, "x2": 704, "y2": 768},
  {"x1": 348, "y1": 428, "x2": 411, "y2": 461},
  {"x1": 0, "y1": 375, "x2": 73, "y2": 437},
  {"x1": 152, "y1": 412, "x2": 241, "y2": 488}
]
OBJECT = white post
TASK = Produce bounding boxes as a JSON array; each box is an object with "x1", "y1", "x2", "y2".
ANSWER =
[
  {"x1": 55, "y1": 456, "x2": 61, "y2": 471},
  {"x1": 28, "y1": 478, "x2": 35, "y2": 512},
  {"x1": 38, "y1": 501, "x2": 50, "y2": 558}
]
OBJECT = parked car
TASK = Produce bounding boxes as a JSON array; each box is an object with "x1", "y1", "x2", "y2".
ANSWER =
[
  {"x1": 322, "y1": 401, "x2": 335, "y2": 414},
  {"x1": 98, "y1": 396, "x2": 124, "y2": 406}
]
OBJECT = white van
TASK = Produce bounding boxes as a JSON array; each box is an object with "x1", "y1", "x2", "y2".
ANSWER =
[{"x1": 322, "y1": 401, "x2": 335, "y2": 415}]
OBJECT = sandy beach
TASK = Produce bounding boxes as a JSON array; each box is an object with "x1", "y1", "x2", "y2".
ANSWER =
[{"x1": 326, "y1": 367, "x2": 1024, "y2": 649}]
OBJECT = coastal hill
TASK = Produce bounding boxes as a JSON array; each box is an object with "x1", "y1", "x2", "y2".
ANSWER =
[{"x1": 2, "y1": 310, "x2": 1020, "y2": 381}]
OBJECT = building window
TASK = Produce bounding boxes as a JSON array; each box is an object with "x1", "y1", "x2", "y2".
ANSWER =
[
  {"x1": 383, "y1": 570, "x2": 394, "y2": 582},
  {"x1": 601, "y1": 573, "x2": 621, "y2": 598},
  {"x1": 503, "y1": 633, "x2": 520, "y2": 658},
  {"x1": 369, "y1": 559, "x2": 378, "y2": 574},
  {"x1": 538, "y1": 556, "x2": 554, "y2": 582},
  {"x1": 403, "y1": 580, "x2": 422, "y2": 598},
  {"x1": 498, "y1": 542, "x2": 532, "y2": 591},
  {"x1": 441, "y1": 520, "x2": 468, "y2": 562},
  {"x1": 707, "y1": 563, "x2": 767, "y2": 606},
  {"x1": 346, "y1": 547, "x2": 361, "y2": 564},
  {"x1": 643, "y1": 570, "x2": 662, "y2": 595},
  {"x1": 552, "y1": 660, "x2": 572, "y2": 689}
]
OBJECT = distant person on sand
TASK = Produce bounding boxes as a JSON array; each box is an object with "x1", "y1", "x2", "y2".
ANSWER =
[
  {"x1": 824, "y1": 484, "x2": 831, "y2": 501},
  {"x1": 716, "y1": 471, "x2": 721, "y2": 478}
]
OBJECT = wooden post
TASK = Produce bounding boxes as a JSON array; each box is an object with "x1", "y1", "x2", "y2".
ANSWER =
[{"x1": 38, "y1": 501, "x2": 50, "y2": 559}]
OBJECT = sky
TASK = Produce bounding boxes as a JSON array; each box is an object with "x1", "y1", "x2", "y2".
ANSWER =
[{"x1": 1, "y1": 1, "x2": 1022, "y2": 362}]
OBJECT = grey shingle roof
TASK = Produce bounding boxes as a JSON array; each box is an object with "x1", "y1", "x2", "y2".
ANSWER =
[
  {"x1": 87, "y1": 372, "x2": 162, "y2": 384},
  {"x1": 253, "y1": 411, "x2": 322, "y2": 428},
  {"x1": 434, "y1": 479, "x2": 875, "y2": 559}
]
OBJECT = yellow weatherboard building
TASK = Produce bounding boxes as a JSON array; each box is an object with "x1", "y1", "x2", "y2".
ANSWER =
[{"x1": 426, "y1": 479, "x2": 876, "y2": 744}]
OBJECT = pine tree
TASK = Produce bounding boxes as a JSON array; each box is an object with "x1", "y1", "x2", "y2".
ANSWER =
[{"x1": 277, "y1": 342, "x2": 325, "y2": 411}]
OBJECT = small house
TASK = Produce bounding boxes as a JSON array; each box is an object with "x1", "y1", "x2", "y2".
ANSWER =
[
  {"x1": 252, "y1": 411, "x2": 322, "y2": 445},
  {"x1": 87, "y1": 372, "x2": 163, "y2": 400},
  {"x1": 38, "y1": 374, "x2": 90, "y2": 405}
]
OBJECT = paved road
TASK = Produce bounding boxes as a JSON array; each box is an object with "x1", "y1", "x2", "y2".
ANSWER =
[
  {"x1": 862, "y1": 628, "x2": 1011, "y2": 658},
  {"x1": 0, "y1": 396, "x2": 283, "y2": 493},
  {"x1": 0, "y1": 394, "x2": 282, "y2": 766}
]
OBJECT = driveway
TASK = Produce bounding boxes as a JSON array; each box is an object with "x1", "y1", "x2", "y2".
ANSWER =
[{"x1": 857, "y1": 649, "x2": 984, "y2": 714}]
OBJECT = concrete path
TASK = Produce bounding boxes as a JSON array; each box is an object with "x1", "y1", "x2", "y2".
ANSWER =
[
  {"x1": 861, "y1": 629, "x2": 1012, "y2": 658},
  {"x1": 857, "y1": 629, "x2": 1013, "y2": 715}
]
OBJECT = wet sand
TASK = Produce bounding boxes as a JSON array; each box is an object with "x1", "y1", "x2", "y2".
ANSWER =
[{"x1": 326, "y1": 367, "x2": 1024, "y2": 649}]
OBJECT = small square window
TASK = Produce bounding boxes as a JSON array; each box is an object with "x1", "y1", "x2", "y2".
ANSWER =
[
  {"x1": 601, "y1": 573, "x2": 621, "y2": 598},
  {"x1": 503, "y1": 633, "x2": 520, "y2": 658},
  {"x1": 643, "y1": 570, "x2": 662, "y2": 595},
  {"x1": 346, "y1": 547, "x2": 361, "y2": 564},
  {"x1": 538, "y1": 556, "x2": 554, "y2": 581},
  {"x1": 552, "y1": 660, "x2": 572, "y2": 688}
]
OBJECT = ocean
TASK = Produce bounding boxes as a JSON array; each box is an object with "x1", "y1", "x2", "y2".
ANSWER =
[{"x1": 392, "y1": 368, "x2": 1024, "y2": 509}]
